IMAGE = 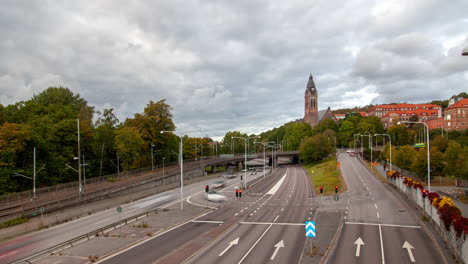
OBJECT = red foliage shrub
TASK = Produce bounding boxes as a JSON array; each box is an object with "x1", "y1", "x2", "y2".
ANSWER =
[
  {"x1": 427, "y1": 192, "x2": 440, "y2": 202},
  {"x1": 452, "y1": 215, "x2": 468, "y2": 239},
  {"x1": 438, "y1": 204, "x2": 462, "y2": 231},
  {"x1": 413, "y1": 183, "x2": 423, "y2": 190}
]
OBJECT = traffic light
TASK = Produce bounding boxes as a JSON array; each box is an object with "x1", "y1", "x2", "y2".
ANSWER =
[
  {"x1": 335, "y1": 185, "x2": 338, "y2": 193},
  {"x1": 205, "y1": 185, "x2": 209, "y2": 193},
  {"x1": 422, "y1": 189, "x2": 427, "y2": 199},
  {"x1": 320, "y1": 186, "x2": 323, "y2": 194}
]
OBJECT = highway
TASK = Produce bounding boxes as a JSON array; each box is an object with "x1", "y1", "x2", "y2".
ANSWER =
[
  {"x1": 0, "y1": 170, "x2": 265, "y2": 263},
  {"x1": 99, "y1": 166, "x2": 313, "y2": 264},
  {"x1": 327, "y1": 153, "x2": 446, "y2": 264}
]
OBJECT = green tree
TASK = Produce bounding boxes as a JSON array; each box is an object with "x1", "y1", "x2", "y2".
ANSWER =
[
  {"x1": 300, "y1": 133, "x2": 331, "y2": 163},
  {"x1": 394, "y1": 145, "x2": 416, "y2": 170},
  {"x1": 115, "y1": 127, "x2": 145, "y2": 170},
  {"x1": 431, "y1": 135, "x2": 449, "y2": 153},
  {"x1": 444, "y1": 141, "x2": 468, "y2": 178},
  {"x1": 337, "y1": 120, "x2": 356, "y2": 148},
  {"x1": 387, "y1": 125, "x2": 411, "y2": 146},
  {"x1": 283, "y1": 122, "x2": 314, "y2": 150}
]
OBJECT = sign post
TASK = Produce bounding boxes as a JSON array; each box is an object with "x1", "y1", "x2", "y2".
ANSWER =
[{"x1": 117, "y1": 206, "x2": 122, "y2": 221}]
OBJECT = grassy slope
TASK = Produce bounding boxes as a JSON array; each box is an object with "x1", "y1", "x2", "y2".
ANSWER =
[{"x1": 303, "y1": 157, "x2": 346, "y2": 195}]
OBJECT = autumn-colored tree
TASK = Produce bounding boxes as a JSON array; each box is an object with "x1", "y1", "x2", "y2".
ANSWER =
[
  {"x1": 115, "y1": 127, "x2": 145, "y2": 170},
  {"x1": 0, "y1": 122, "x2": 31, "y2": 166}
]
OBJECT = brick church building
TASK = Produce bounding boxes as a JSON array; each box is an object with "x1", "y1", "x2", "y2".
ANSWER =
[{"x1": 302, "y1": 74, "x2": 336, "y2": 127}]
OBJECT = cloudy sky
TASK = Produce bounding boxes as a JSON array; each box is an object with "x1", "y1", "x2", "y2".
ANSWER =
[{"x1": 1, "y1": 1, "x2": 467, "y2": 139}]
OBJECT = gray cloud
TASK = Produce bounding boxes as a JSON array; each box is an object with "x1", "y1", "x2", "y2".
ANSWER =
[{"x1": 1, "y1": 0, "x2": 467, "y2": 139}]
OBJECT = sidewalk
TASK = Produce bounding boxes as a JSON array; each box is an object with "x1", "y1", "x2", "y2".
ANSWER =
[{"x1": 373, "y1": 161, "x2": 468, "y2": 218}]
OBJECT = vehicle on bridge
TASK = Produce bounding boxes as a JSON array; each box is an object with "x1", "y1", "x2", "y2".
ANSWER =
[{"x1": 346, "y1": 149, "x2": 355, "y2": 156}]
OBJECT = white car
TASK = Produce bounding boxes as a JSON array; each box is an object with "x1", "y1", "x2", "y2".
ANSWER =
[
  {"x1": 204, "y1": 191, "x2": 227, "y2": 202},
  {"x1": 210, "y1": 181, "x2": 225, "y2": 189}
]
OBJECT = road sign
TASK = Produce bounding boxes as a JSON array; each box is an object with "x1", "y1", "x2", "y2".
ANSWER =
[{"x1": 305, "y1": 221, "x2": 316, "y2": 237}]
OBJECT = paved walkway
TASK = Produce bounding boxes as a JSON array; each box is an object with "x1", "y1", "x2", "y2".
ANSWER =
[{"x1": 371, "y1": 159, "x2": 468, "y2": 218}]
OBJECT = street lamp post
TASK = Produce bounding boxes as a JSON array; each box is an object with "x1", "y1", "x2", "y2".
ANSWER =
[
  {"x1": 399, "y1": 121, "x2": 431, "y2": 192},
  {"x1": 151, "y1": 143, "x2": 155, "y2": 170},
  {"x1": 363, "y1": 132, "x2": 373, "y2": 163},
  {"x1": 232, "y1": 136, "x2": 258, "y2": 189},
  {"x1": 161, "y1": 129, "x2": 203, "y2": 210},
  {"x1": 375, "y1": 133, "x2": 392, "y2": 172}
]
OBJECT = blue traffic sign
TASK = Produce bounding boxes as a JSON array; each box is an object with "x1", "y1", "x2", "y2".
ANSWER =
[{"x1": 305, "y1": 221, "x2": 316, "y2": 237}]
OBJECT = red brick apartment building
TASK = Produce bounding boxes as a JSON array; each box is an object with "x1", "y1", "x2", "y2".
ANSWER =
[
  {"x1": 368, "y1": 103, "x2": 442, "y2": 128},
  {"x1": 443, "y1": 98, "x2": 468, "y2": 131}
]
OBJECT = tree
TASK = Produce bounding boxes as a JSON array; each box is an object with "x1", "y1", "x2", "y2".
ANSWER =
[
  {"x1": 431, "y1": 135, "x2": 449, "y2": 153},
  {"x1": 337, "y1": 120, "x2": 356, "y2": 148},
  {"x1": 387, "y1": 125, "x2": 411, "y2": 146},
  {"x1": 283, "y1": 122, "x2": 314, "y2": 150},
  {"x1": 394, "y1": 145, "x2": 416, "y2": 170},
  {"x1": 300, "y1": 133, "x2": 331, "y2": 163},
  {"x1": 444, "y1": 141, "x2": 468, "y2": 178},
  {"x1": 410, "y1": 147, "x2": 444, "y2": 176},
  {"x1": 220, "y1": 131, "x2": 248, "y2": 154},
  {"x1": 126, "y1": 99, "x2": 175, "y2": 145},
  {"x1": 312, "y1": 119, "x2": 339, "y2": 134},
  {"x1": 115, "y1": 127, "x2": 145, "y2": 170},
  {"x1": 0, "y1": 122, "x2": 31, "y2": 166}
]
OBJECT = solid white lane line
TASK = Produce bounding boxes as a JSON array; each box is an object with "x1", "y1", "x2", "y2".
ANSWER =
[
  {"x1": 379, "y1": 224, "x2": 385, "y2": 264},
  {"x1": 192, "y1": 220, "x2": 224, "y2": 224},
  {"x1": 238, "y1": 224, "x2": 273, "y2": 264},
  {"x1": 240, "y1": 222, "x2": 304, "y2": 226},
  {"x1": 345, "y1": 222, "x2": 421, "y2": 228}
]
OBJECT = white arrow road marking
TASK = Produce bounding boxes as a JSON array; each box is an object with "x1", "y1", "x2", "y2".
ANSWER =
[
  {"x1": 354, "y1": 237, "x2": 365, "y2": 257},
  {"x1": 219, "y1": 238, "x2": 239, "y2": 256},
  {"x1": 402, "y1": 241, "x2": 415, "y2": 262},
  {"x1": 270, "y1": 240, "x2": 284, "y2": 260}
]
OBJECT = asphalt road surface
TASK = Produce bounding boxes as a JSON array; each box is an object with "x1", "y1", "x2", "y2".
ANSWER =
[
  {"x1": 0, "y1": 170, "x2": 264, "y2": 263},
  {"x1": 327, "y1": 153, "x2": 446, "y2": 264},
  {"x1": 98, "y1": 166, "x2": 314, "y2": 264}
]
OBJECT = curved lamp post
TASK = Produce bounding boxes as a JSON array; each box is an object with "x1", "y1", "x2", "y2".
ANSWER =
[
  {"x1": 398, "y1": 121, "x2": 431, "y2": 192},
  {"x1": 232, "y1": 136, "x2": 258, "y2": 189},
  {"x1": 161, "y1": 129, "x2": 203, "y2": 210},
  {"x1": 374, "y1": 133, "x2": 392, "y2": 171}
]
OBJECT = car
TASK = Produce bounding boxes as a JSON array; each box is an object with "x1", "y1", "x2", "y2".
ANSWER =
[
  {"x1": 204, "y1": 191, "x2": 227, "y2": 202},
  {"x1": 223, "y1": 171, "x2": 236, "y2": 178},
  {"x1": 256, "y1": 168, "x2": 263, "y2": 172},
  {"x1": 210, "y1": 180, "x2": 225, "y2": 189},
  {"x1": 249, "y1": 171, "x2": 257, "y2": 175}
]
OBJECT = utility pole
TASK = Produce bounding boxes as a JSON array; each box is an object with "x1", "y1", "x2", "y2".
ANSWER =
[{"x1": 77, "y1": 119, "x2": 82, "y2": 197}]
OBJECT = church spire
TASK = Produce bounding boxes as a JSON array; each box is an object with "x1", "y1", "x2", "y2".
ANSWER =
[{"x1": 307, "y1": 74, "x2": 316, "y2": 94}]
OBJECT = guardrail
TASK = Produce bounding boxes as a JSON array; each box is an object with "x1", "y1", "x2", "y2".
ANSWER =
[{"x1": 12, "y1": 208, "x2": 168, "y2": 264}]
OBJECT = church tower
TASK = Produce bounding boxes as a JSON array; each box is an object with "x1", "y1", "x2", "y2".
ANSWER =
[{"x1": 304, "y1": 74, "x2": 318, "y2": 127}]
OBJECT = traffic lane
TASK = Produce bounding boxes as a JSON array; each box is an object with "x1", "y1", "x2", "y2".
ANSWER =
[
  {"x1": 277, "y1": 170, "x2": 311, "y2": 223},
  {"x1": 382, "y1": 226, "x2": 445, "y2": 264},
  {"x1": 101, "y1": 221, "x2": 216, "y2": 264},
  {"x1": 346, "y1": 154, "x2": 419, "y2": 226},
  {"x1": 327, "y1": 224, "x2": 381, "y2": 264},
  {"x1": 240, "y1": 224, "x2": 305, "y2": 264},
  {"x1": 0, "y1": 176, "x2": 221, "y2": 263},
  {"x1": 186, "y1": 223, "x2": 270, "y2": 264}
]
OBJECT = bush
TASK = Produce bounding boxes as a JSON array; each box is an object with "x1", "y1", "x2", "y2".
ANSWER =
[
  {"x1": 438, "y1": 204, "x2": 462, "y2": 231},
  {"x1": 0, "y1": 216, "x2": 28, "y2": 229}
]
